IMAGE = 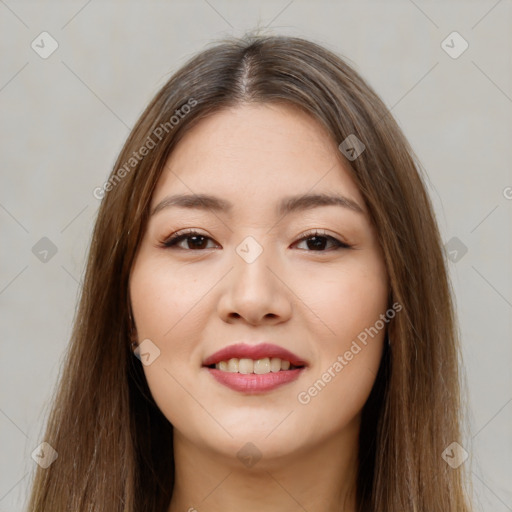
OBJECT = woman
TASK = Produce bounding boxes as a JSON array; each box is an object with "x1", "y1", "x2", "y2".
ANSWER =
[{"x1": 26, "y1": 34, "x2": 472, "y2": 511}]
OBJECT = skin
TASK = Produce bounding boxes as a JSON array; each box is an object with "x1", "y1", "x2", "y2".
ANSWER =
[{"x1": 129, "y1": 103, "x2": 389, "y2": 511}]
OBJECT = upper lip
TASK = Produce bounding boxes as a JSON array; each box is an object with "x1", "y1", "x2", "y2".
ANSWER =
[{"x1": 202, "y1": 343, "x2": 308, "y2": 367}]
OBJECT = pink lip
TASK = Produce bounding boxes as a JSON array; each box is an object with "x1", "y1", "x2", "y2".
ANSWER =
[
  {"x1": 205, "y1": 367, "x2": 305, "y2": 394},
  {"x1": 202, "y1": 342, "x2": 308, "y2": 394},
  {"x1": 202, "y1": 342, "x2": 308, "y2": 367}
]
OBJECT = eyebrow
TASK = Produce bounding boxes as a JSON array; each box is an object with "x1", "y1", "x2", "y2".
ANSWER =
[{"x1": 150, "y1": 192, "x2": 364, "y2": 217}]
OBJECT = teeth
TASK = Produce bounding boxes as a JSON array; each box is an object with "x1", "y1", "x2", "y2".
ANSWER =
[
  {"x1": 227, "y1": 358, "x2": 239, "y2": 373},
  {"x1": 270, "y1": 357, "x2": 281, "y2": 372},
  {"x1": 214, "y1": 357, "x2": 298, "y2": 374},
  {"x1": 254, "y1": 358, "x2": 270, "y2": 374},
  {"x1": 238, "y1": 358, "x2": 253, "y2": 374}
]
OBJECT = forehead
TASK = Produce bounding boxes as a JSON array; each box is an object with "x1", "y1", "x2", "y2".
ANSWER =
[{"x1": 151, "y1": 103, "x2": 365, "y2": 213}]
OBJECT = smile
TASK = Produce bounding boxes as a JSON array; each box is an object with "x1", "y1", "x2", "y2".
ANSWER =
[{"x1": 202, "y1": 342, "x2": 308, "y2": 393}]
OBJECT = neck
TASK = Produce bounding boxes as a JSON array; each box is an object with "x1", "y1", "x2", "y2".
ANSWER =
[{"x1": 168, "y1": 419, "x2": 360, "y2": 512}]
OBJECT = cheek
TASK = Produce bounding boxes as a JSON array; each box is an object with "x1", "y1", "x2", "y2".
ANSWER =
[
  {"x1": 293, "y1": 254, "x2": 388, "y2": 426},
  {"x1": 130, "y1": 256, "x2": 207, "y2": 340},
  {"x1": 297, "y1": 253, "x2": 389, "y2": 346},
  {"x1": 129, "y1": 257, "x2": 207, "y2": 428}
]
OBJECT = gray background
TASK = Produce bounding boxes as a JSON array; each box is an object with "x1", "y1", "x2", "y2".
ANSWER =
[{"x1": 1, "y1": 1, "x2": 511, "y2": 511}]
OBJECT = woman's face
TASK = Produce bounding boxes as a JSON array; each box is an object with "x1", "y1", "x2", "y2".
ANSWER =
[{"x1": 129, "y1": 103, "x2": 389, "y2": 461}]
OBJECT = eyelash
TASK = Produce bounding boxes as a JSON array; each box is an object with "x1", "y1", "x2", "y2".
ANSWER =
[{"x1": 160, "y1": 228, "x2": 352, "y2": 252}]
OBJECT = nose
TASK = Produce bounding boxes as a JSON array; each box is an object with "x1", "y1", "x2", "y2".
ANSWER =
[{"x1": 216, "y1": 241, "x2": 293, "y2": 326}]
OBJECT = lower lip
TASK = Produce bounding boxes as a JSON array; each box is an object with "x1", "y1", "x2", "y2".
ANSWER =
[{"x1": 204, "y1": 367, "x2": 305, "y2": 393}]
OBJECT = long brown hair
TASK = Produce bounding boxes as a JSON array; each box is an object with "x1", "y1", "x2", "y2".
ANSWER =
[{"x1": 26, "y1": 33, "x2": 472, "y2": 511}]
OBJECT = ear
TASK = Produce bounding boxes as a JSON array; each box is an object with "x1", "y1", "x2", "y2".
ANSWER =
[
  {"x1": 127, "y1": 302, "x2": 138, "y2": 350},
  {"x1": 129, "y1": 325, "x2": 139, "y2": 351}
]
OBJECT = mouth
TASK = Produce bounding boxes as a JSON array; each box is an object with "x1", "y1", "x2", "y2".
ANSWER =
[{"x1": 202, "y1": 343, "x2": 308, "y2": 394}]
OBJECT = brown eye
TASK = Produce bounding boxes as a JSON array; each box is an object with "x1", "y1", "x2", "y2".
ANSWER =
[
  {"x1": 162, "y1": 231, "x2": 218, "y2": 250},
  {"x1": 294, "y1": 230, "x2": 351, "y2": 251}
]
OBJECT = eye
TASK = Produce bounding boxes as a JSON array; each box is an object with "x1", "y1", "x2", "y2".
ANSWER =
[
  {"x1": 293, "y1": 229, "x2": 351, "y2": 252},
  {"x1": 160, "y1": 228, "x2": 351, "y2": 252},
  {"x1": 161, "y1": 229, "x2": 218, "y2": 250}
]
